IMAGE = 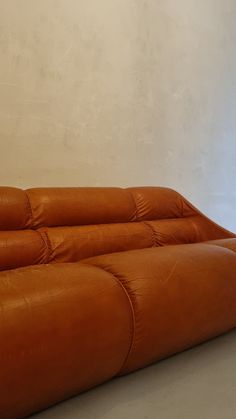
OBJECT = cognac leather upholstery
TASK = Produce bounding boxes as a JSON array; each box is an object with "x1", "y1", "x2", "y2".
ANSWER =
[{"x1": 0, "y1": 186, "x2": 235, "y2": 418}]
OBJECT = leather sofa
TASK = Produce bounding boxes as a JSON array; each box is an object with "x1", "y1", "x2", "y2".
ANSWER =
[{"x1": 0, "y1": 186, "x2": 235, "y2": 419}]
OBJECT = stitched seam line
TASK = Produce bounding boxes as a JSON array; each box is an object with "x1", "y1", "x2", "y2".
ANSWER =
[
  {"x1": 25, "y1": 191, "x2": 34, "y2": 228},
  {"x1": 111, "y1": 270, "x2": 136, "y2": 375},
  {"x1": 38, "y1": 229, "x2": 52, "y2": 263},
  {"x1": 127, "y1": 189, "x2": 138, "y2": 222},
  {"x1": 43, "y1": 230, "x2": 53, "y2": 262},
  {"x1": 81, "y1": 261, "x2": 136, "y2": 376},
  {"x1": 143, "y1": 221, "x2": 156, "y2": 247},
  {"x1": 32, "y1": 230, "x2": 48, "y2": 264},
  {"x1": 96, "y1": 266, "x2": 136, "y2": 375}
]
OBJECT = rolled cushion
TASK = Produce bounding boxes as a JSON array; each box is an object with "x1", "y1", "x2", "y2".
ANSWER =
[
  {"x1": 0, "y1": 187, "x2": 31, "y2": 230},
  {"x1": 204, "y1": 237, "x2": 236, "y2": 254},
  {"x1": 84, "y1": 243, "x2": 236, "y2": 374},
  {"x1": 0, "y1": 230, "x2": 48, "y2": 270},
  {"x1": 128, "y1": 187, "x2": 196, "y2": 220},
  {"x1": 0, "y1": 263, "x2": 132, "y2": 418},
  {"x1": 27, "y1": 187, "x2": 136, "y2": 228},
  {"x1": 41, "y1": 222, "x2": 154, "y2": 263}
]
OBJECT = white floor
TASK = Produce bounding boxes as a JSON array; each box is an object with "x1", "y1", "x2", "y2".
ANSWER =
[{"x1": 33, "y1": 330, "x2": 236, "y2": 419}]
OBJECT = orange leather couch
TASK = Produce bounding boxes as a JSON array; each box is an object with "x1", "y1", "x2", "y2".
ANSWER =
[{"x1": 0, "y1": 186, "x2": 235, "y2": 418}]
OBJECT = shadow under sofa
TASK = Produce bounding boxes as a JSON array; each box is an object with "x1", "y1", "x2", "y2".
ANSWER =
[{"x1": 0, "y1": 186, "x2": 235, "y2": 418}]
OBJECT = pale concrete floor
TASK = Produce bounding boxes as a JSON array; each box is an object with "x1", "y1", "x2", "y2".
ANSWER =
[{"x1": 33, "y1": 329, "x2": 236, "y2": 419}]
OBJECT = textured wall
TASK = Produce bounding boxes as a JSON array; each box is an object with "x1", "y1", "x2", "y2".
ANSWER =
[{"x1": 0, "y1": 0, "x2": 235, "y2": 230}]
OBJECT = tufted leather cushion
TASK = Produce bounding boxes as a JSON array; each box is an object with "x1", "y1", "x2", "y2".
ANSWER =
[
  {"x1": 26, "y1": 187, "x2": 136, "y2": 228},
  {"x1": 83, "y1": 243, "x2": 236, "y2": 374},
  {"x1": 0, "y1": 263, "x2": 132, "y2": 418},
  {"x1": 40, "y1": 222, "x2": 153, "y2": 263},
  {"x1": 0, "y1": 187, "x2": 31, "y2": 230},
  {"x1": 0, "y1": 185, "x2": 235, "y2": 418},
  {"x1": 0, "y1": 186, "x2": 234, "y2": 271},
  {"x1": 0, "y1": 230, "x2": 48, "y2": 271}
]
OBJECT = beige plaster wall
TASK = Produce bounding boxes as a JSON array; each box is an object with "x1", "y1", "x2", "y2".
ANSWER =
[{"x1": 0, "y1": 0, "x2": 235, "y2": 230}]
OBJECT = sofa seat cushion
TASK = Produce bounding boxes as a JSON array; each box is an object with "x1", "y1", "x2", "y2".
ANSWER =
[
  {"x1": 204, "y1": 238, "x2": 236, "y2": 253},
  {"x1": 0, "y1": 263, "x2": 132, "y2": 418},
  {"x1": 82, "y1": 243, "x2": 236, "y2": 374}
]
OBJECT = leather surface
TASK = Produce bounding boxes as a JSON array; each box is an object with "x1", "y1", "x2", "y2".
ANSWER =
[
  {"x1": 27, "y1": 187, "x2": 136, "y2": 228},
  {"x1": 0, "y1": 187, "x2": 31, "y2": 230},
  {"x1": 83, "y1": 243, "x2": 236, "y2": 374},
  {"x1": 41, "y1": 222, "x2": 154, "y2": 263},
  {"x1": 0, "y1": 230, "x2": 48, "y2": 271},
  {"x1": 205, "y1": 237, "x2": 236, "y2": 253},
  {"x1": 0, "y1": 263, "x2": 132, "y2": 419},
  {"x1": 146, "y1": 215, "x2": 233, "y2": 246},
  {"x1": 128, "y1": 186, "x2": 196, "y2": 220},
  {"x1": 0, "y1": 186, "x2": 235, "y2": 418},
  {"x1": 0, "y1": 186, "x2": 234, "y2": 270}
]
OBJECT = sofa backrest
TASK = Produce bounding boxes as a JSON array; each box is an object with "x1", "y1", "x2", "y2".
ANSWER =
[{"x1": 0, "y1": 186, "x2": 233, "y2": 271}]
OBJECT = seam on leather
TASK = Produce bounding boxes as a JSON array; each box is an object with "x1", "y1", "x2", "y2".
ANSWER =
[
  {"x1": 37, "y1": 229, "x2": 52, "y2": 263},
  {"x1": 34, "y1": 229, "x2": 50, "y2": 263},
  {"x1": 25, "y1": 191, "x2": 34, "y2": 228},
  {"x1": 188, "y1": 215, "x2": 202, "y2": 243},
  {"x1": 143, "y1": 221, "x2": 156, "y2": 247},
  {"x1": 44, "y1": 230, "x2": 54, "y2": 262},
  {"x1": 109, "y1": 270, "x2": 136, "y2": 375},
  {"x1": 127, "y1": 189, "x2": 138, "y2": 222},
  {"x1": 80, "y1": 261, "x2": 136, "y2": 376}
]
